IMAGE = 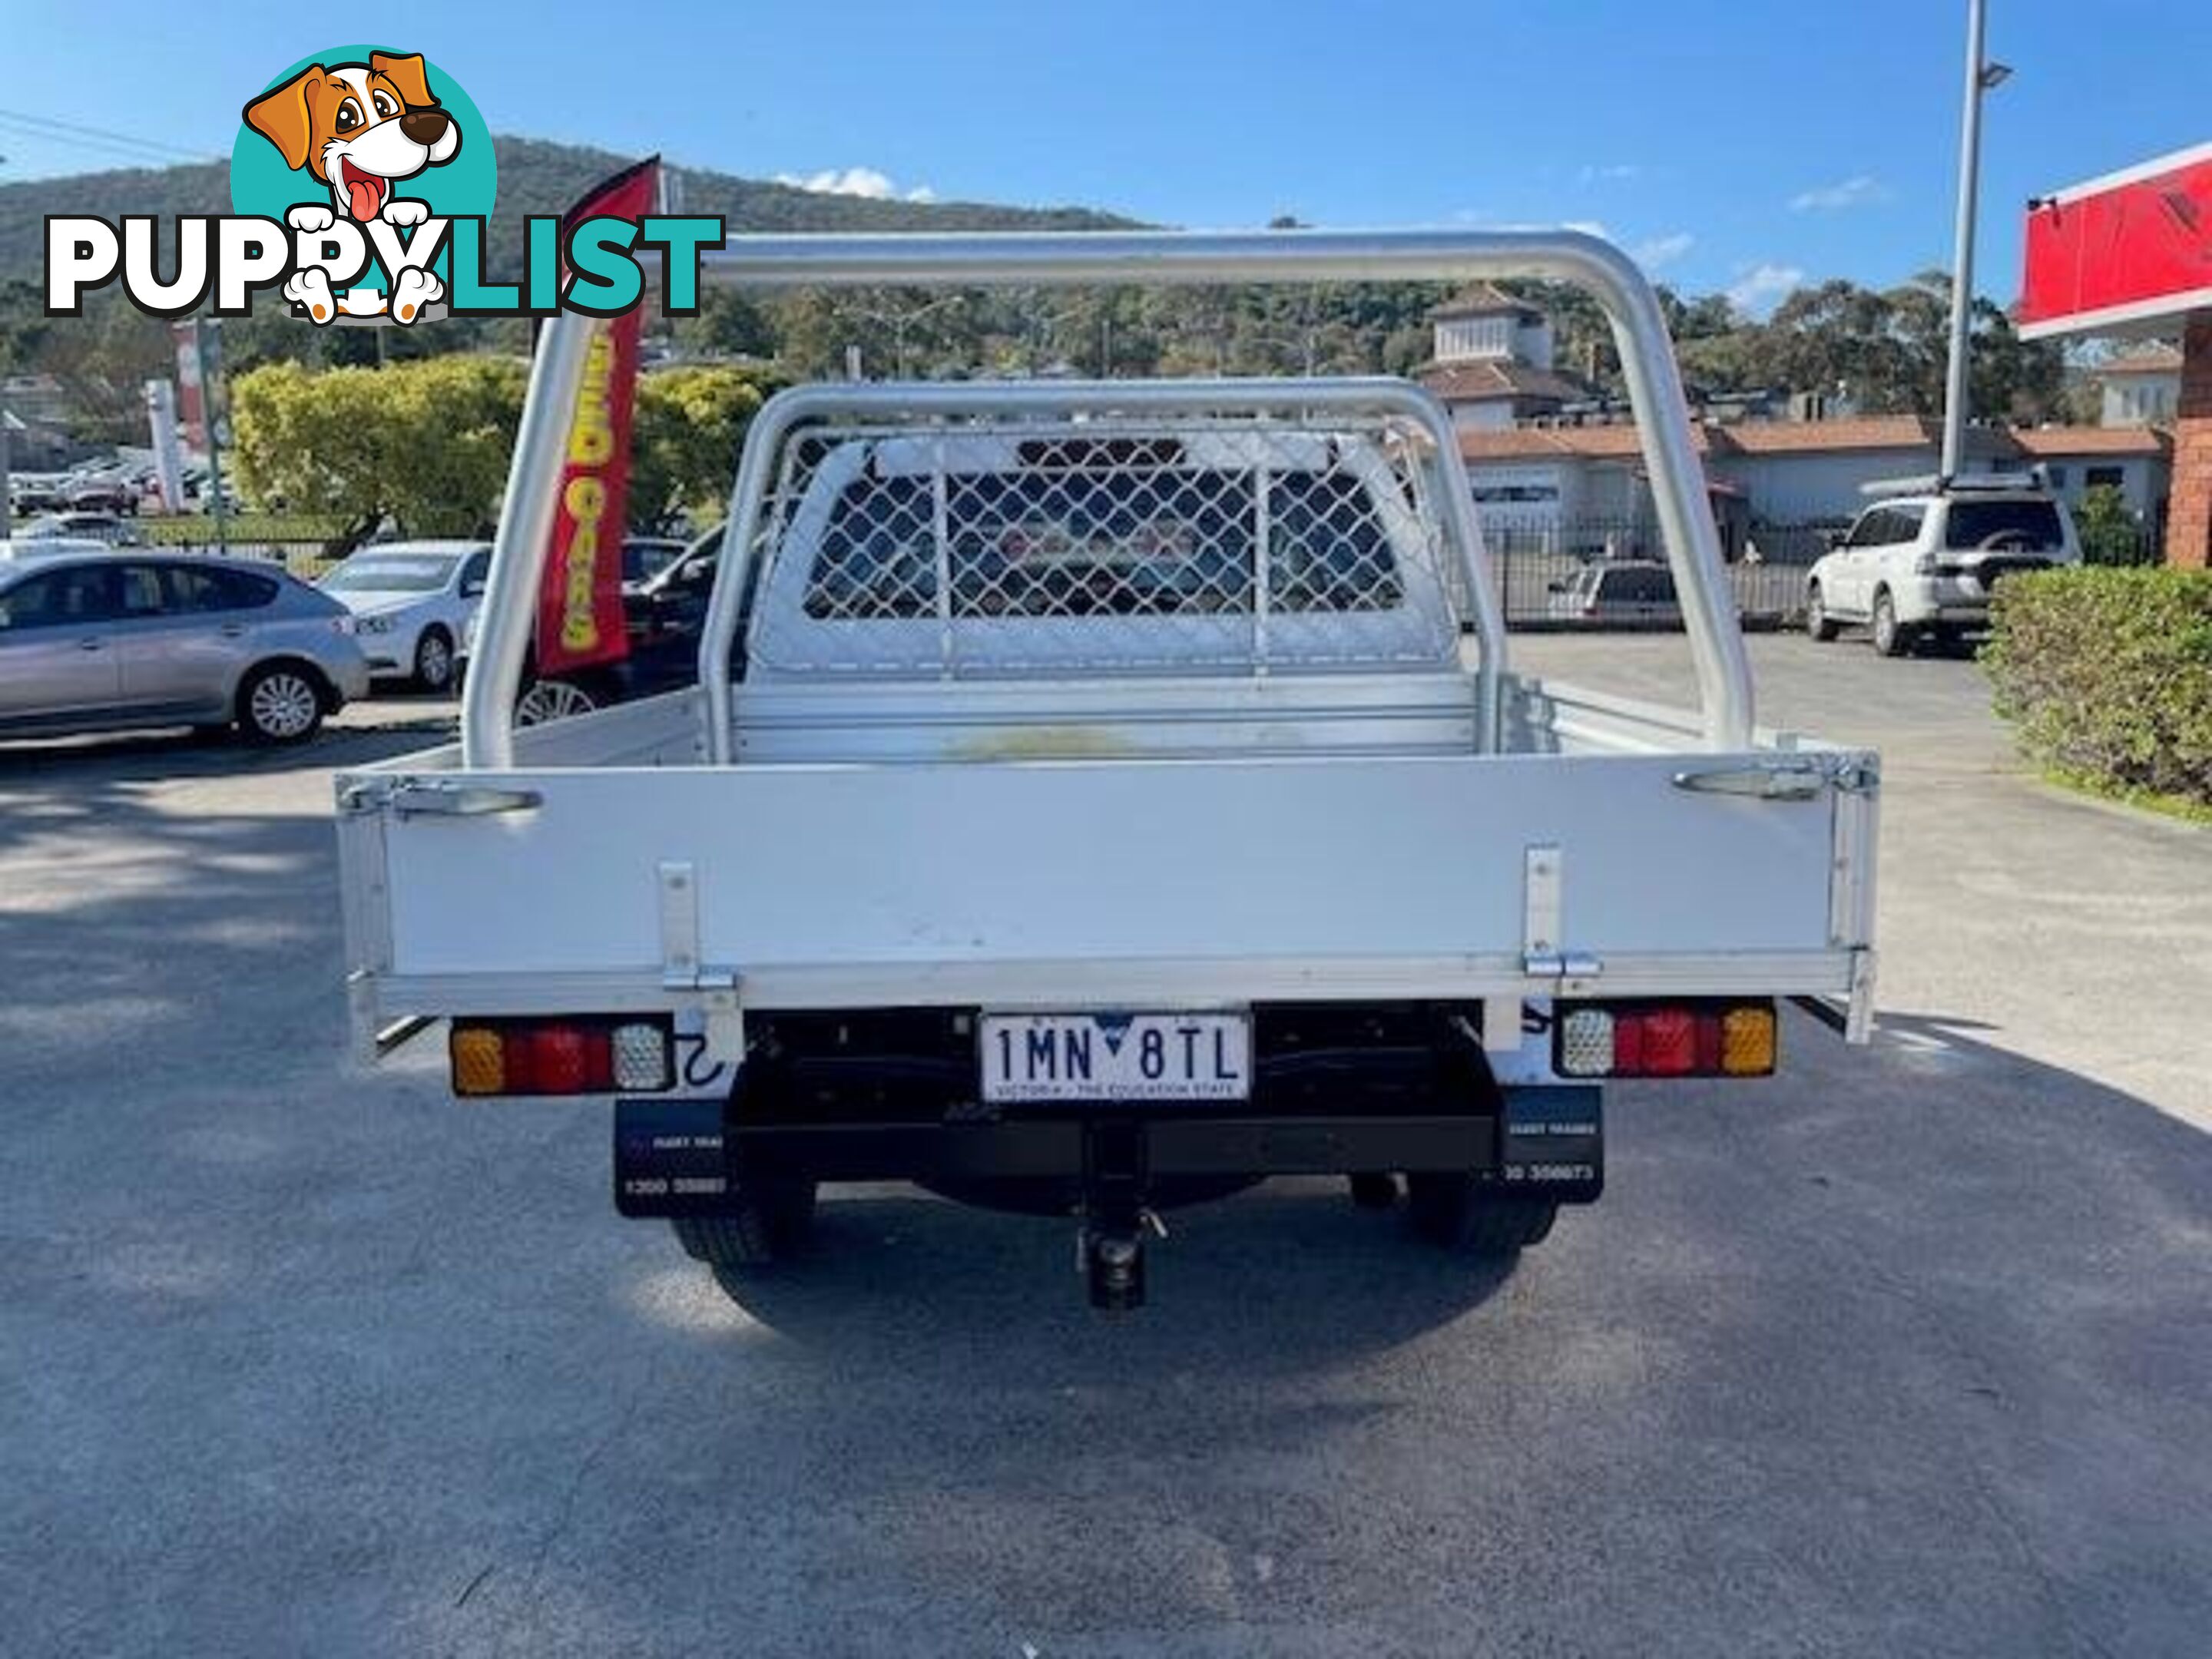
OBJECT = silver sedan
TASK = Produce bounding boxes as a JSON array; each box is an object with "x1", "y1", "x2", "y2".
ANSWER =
[{"x1": 0, "y1": 549, "x2": 371, "y2": 743}]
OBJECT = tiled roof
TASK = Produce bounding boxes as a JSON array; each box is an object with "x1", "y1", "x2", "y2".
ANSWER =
[
  {"x1": 1453, "y1": 423, "x2": 1711, "y2": 459},
  {"x1": 2090, "y1": 345, "x2": 2184, "y2": 377},
  {"x1": 1716, "y1": 415, "x2": 1939, "y2": 453},
  {"x1": 1419, "y1": 359, "x2": 1587, "y2": 404},
  {"x1": 2008, "y1": 426, "x2": 2170, "y2": 457},
  {"x1": 1430, "y1": 283, "x2": 1537, "y2": 321},
  {"x1": 1459, "y1": 416, "x2": 2169, "y2": 465}
]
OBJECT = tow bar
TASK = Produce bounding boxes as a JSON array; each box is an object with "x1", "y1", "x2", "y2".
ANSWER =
[{"x1": 1081, "y1": 1121, "x2": 1154, "y2": 1311}]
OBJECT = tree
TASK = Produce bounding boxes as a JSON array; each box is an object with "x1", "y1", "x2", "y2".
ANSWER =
[
  {"x1": 628, "y1": 363, "x2": 779, "y2": 531},
  {"x1": 2075, "y1": 484, "x2": 2153, "y2": 567},
  {"x1": 230, "y1": 354, "x2": 526, "y2": 547},
  {"x1": 677, "y1": 288, "x2": 777, "y2": 360}
]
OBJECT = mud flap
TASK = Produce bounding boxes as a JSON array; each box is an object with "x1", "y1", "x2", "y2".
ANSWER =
[
  {"x1": 1498, "y1": 1084, "x2": 1604, "y2": 1205},
  {"x1": 613, "y1": 1096, "x2": 730, "y2": 1217}
]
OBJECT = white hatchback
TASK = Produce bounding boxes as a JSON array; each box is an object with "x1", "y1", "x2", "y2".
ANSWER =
[{"x1": 316, "y1": 540, "x2": 490, "y2": 692}]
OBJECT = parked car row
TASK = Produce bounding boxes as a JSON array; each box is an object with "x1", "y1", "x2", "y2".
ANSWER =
[{"x1": 0, "y1": 531, "x2": 717, "y2": 747}]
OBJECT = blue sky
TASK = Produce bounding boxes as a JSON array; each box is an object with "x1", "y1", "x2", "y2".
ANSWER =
[{"x1": 4, "y1": 0, "x2": 2204, "y2": 312}]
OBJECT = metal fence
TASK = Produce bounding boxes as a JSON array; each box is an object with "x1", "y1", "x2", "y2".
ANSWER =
[{"x1": 1482, "y1": 514, "x2": 1825, "y2": 630}]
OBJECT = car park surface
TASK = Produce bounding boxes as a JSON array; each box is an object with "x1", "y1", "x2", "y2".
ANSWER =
[{"x1": 2, "y1": 635, "x2": 2207, "y2": 1654}]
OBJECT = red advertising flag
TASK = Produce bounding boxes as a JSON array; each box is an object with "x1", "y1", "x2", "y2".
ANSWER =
[{"x1": 535, "y1": 155, "x2": 659, "y2": 674}]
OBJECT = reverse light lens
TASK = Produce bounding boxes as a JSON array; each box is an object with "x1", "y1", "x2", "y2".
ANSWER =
[
  {"x1": 1558, "y1": 1008, "x2": 1614, "y2": 1078},
  {"x1": 612, "y1": 1021, "x2": 674, "y2": 1091}
]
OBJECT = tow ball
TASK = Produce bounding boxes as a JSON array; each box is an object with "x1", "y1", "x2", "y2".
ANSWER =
[
  {"x1": 1079, "y1": 1120, "x2": 1161, "y2": 1311},
  {"x1": 1080, "y1": 1211, "x2": 1167, "y2": 1312}
]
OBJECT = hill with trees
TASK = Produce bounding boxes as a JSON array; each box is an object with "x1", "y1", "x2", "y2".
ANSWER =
[{"x1": 0, "y1": 141, "x2": 2069, "y2": 449}]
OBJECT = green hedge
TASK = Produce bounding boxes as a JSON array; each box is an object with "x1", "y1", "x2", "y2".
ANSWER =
[
  {"x1": 137, "y1": 513, "x2": 351, "y2": 547},
  {"x1": 1983, "y1": 567, "x2": 2212, "y2": 810}
]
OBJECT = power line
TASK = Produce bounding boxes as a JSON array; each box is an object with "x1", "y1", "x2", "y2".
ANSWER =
[{"x1": 0, "y1": 108, "x2": 223, "y2": 166}]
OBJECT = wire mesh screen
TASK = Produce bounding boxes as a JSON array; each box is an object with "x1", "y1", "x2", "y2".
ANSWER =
[{"x1": 743, "y1": 410, "x2": 1472, "y2": 679}]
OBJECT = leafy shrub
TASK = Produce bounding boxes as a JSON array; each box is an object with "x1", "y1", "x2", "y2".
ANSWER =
[
  {"x1": 2074, "y1": 484, "x2": 2158, "y2": 567},
  {"x1": 1983, "y1": 567, "x2": 2212, "y2": 806}
]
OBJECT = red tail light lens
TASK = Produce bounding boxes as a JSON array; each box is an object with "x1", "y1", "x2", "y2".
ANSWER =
[
  {"x1": 449, "y1": 1016, "x2": 674, "y2": 1097},
  {"x1": 1631, "y1": 1008, "x2": 1697, "y2": 1076}
]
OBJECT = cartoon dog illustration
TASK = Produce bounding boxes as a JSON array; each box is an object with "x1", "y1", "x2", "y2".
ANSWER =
[{"x1": 243, "y1": 52, "x2": 459, "y2": 323}]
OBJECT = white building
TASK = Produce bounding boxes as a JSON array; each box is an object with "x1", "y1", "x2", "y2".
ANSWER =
[
  {"x1": 1417, "y1": 286, "x2": 1589, "y2": 433},
  {"x1": 1458, "y1": 414, "x2": 2171, "y2": 555},
  {"x1": 2090, "y1": 344, "x2": 2182, "y2": 427}
]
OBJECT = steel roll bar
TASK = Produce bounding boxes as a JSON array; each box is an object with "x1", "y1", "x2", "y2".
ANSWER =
[{"x1": 462, "y1": 229, "x2": 1754, "y2": 768}]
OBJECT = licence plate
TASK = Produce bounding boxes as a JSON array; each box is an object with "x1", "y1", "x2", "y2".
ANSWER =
[{"x1": 979, "y1": 1012, "x2": 1251, "y2": 1103}]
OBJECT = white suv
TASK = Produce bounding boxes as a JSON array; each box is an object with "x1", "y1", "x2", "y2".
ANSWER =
[{"x1": 1805, "y1": 487, "x2": 2079, "y2": 656}]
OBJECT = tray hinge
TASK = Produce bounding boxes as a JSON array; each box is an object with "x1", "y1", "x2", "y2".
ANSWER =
[
  {"x1": 1522, "y1": 843, "x2": 1601, "y2": 980},
  {"x1": 658, "y1": 860, "x2": 737, "y2": 991}
]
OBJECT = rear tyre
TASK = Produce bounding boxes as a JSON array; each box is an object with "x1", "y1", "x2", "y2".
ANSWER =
[
  {"x1": 671, "y1": 1177, "x2": 818, "y2": 1271},
  {"x1": 412, "y1": 625, "x2": 455, "y2": 694},
  {"x1": 1870, "y1": 590, "x2": 1912, "y2": 657},
  {"x1": 1404, "y1": 1173, "x2": 1557, "y2": 1256},
  {"x1": 236, "y1": 662, "x2": 326, "y2": 744},
  {"x1": 1805, "y1": 584, "x2": 1839, "y2": 641}
]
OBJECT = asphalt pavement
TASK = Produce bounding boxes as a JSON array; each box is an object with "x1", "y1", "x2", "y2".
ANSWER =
[{"x1": 2, "y1": 637, "x2": 2207, "y2": 1657}]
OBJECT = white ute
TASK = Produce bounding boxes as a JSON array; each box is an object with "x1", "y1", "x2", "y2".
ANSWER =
[{"x1": 336, "y1": 230, "x2": 1882, "y2": 1310}]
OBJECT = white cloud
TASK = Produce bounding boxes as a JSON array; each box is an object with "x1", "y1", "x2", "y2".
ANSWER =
[
  {"x1": 1632, "y1": 231, "x2": 1695, "y2": 270},
  {"x1": 1789, "y1": 174, "x2": 1891, "y2": 212},
  {"x1": 1562, "y1": 219, "x2": 1609, "y2": 239},
  {"x1": 773, "y1": 167, "x2": 936, "y2": 204},
  {"x1": 1578, "y1": 164, "x2": 1644, "y2": 184},
  {"x1": 1727, "y1": 262, "x2": 1807, "y2": 315}
]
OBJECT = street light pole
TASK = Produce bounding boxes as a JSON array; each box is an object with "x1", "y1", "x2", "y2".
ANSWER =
[{"x1": 1940, "y1": 0, "x2": 2008, "y2": 483}]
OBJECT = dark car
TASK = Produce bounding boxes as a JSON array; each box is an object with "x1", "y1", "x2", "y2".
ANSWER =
[
  {"x1": 512, "y1": 525, "x2": 735, "y2": 724},
  {"x1": 622, "y1": 535, "x2": 689, "y2": 588}
]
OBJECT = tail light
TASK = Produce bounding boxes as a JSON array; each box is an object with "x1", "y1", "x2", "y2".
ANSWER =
[
  {"x1": 449, "y1": 1015, "x2": 675, "y2": 1097},
  {"x1": 1555, "y1": 999, "x2": 1775, "y2": 1079}
]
